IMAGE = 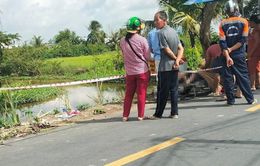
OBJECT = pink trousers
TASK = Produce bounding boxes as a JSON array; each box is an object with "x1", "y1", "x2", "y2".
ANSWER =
[{"x1": 123, "y1": 71, "x2": 150, "y2": 118}]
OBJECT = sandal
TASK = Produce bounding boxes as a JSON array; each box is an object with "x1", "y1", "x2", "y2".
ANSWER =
[
  {"x1": 122, "y1": 117, "x2": 128, "y2": 122},
  {"x1": 137, "y1": 117, "x2": 144, "y2": 121},
  {"x1": 251, "y1": 87, "x2": 256, "y2": 91}
]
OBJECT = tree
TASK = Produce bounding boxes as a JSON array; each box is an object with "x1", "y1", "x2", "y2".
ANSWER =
[
  {"x1": 87, "y1": 20, "x2": 106, "y2": 44},
  {"x1": 0, "y1": 31, "x2": 20, "y2": 61},
  {"x1": 159, "y1": 0, "x2": 224, "y2": 55},
  {"x1": 30, "y1": 35, "x2": 44, "y2": 47},
  {"x1": 172, "y1": 11, "x2": 200, "y2": 47},
  {"x1": 106, "y1": 28, "x2": 127, "y2": 51},
  {"x1": 54, "y1": 29, "x2": 82, "y2": 44},
  {"x1": 243, "y1": 0, "x2": 259, "y2": 17},
  {"x1": 199, "y1": 2, "x2": 219, "y2": 53}
]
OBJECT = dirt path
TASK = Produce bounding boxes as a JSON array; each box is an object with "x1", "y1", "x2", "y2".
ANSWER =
[{"x1": 0, "y1": 104, "x2": 123, "y2": 143}]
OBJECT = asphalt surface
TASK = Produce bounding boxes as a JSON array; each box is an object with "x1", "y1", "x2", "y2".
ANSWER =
[{"x1": 1, "y1": 90, "x2": 260, "y2": 166}]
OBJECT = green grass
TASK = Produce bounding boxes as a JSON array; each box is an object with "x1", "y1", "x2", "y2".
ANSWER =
[
  {"x1": 42, "y1": 50, "x2": 124, "y2": 80},
  {"x1": 1, "y1": 51, "x2": 124, "y2": 85},
  {"x1": 46, "y1": 51, "x2": 117, "y2": 69}
]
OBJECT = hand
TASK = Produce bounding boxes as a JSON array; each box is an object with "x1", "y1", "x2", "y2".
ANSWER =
[
  {"x1": 179, "y1": 59, "x2": 185, "y2": 65},
  {"x1": 227, "y1": 48, "x2": 232, "y2": 53},
  {"x1": 173, "y1": 59, "x2": 180, "y2": 69},
  {"x1": 226, "y1": 56, "x2": 234, "y2": 67}
]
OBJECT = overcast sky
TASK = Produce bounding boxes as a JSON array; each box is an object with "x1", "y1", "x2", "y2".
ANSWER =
[{"x1": 0, "y1": 0, "x2": 160, "y2": 42}]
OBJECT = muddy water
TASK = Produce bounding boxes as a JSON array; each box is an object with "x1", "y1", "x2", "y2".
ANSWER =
[{"x1": 20, "y1": 83, "x2": 125, "y2": 115}]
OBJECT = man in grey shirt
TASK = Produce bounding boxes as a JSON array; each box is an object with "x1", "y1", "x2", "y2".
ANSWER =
[{"x1": 151, "y1": 10, "x2": 184, "y2": 119}]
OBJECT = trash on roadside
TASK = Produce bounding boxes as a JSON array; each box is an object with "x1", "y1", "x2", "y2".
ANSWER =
[
  {"x1": 55, "y1": 108, "x2": 80, "y2": 120},
  {"x1": 68, "y1": 109, "x2": 80, "y2": 116}
]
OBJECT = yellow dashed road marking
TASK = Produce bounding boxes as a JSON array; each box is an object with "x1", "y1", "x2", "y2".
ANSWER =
[
  {"x1": 105, "y1": 137, "x2": 185, "y2": 166},
  {"x1": 245, "y1": 104, "x2": 260, "y2": 112}
]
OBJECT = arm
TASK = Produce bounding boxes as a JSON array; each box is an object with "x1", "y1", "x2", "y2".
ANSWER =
[
  {"x1": 248, "y1": 30, "x2": 260, "y2": 57},
  {"x1": 228, "y1": 19, "x2": 249, "y2": 53},
  {"x1": 175, "y1": 43, "x2": 184, "y2": 64},
  {"x1": 144, "y1": 39, "x2": 151, "y2": 60},
  {"x1": 222, "y1": 49, "x2": 234, "y2": 67},
  {"x1": 227, "y1": 42, "x2": 242, "y2": 53},
  {"x1": 174, "y1": 43, "x2": 184, "y2": 69},
  {"x1": 163, "y1": 47, "x2": 177, "y2": 60},
  {"x1": 219, "y1": 22, "x2": 234, "y2": 67},
  {"x1": 147, "y1": 33, "x2": 154, "y2": 53}
]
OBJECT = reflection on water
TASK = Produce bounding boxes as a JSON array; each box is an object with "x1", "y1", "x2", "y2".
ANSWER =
[{"x1": 20, "y1": 83, "x2": 125, "y2": 114}]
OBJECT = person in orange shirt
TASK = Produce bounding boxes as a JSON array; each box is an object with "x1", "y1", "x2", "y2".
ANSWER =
[{"x1": 218, "y1": 0, "x2": 255, "y2": 105}]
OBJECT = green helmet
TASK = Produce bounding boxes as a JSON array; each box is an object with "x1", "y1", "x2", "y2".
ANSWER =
[{"x1": 127, "y1": 16, "x2": 142, "y2": 33}]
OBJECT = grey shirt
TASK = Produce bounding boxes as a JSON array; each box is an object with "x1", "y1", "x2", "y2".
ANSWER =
[{"x1": 158, "y1": 25, "x2": 180, "y2": 72}]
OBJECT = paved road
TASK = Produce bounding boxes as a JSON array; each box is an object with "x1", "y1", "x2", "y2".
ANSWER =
[{"x1": 1, "y1": 91, "x2": 260, "y2": 166}]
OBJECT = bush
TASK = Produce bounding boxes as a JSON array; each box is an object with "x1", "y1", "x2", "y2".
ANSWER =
[
  {"x1": 86, "y1": 43, "x2": 109, "y2": 55},
  {"x1": 40, "y1": 60, "x2": 65, "y2": 75},
  {"x1": 0, "y1": 91, "x2": 20, "y2": 128},
  {"x1": 185, "y1": 47, "x2": 203, "y2": 70},
  {"x1": 39, "y1": 42, "x2": 108, "y2": 58},
  {"x1": 1, "y1": 46, "x2": 44, "y2": 76}
]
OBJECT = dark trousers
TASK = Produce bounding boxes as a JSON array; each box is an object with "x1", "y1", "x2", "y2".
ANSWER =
[
  {"x1": 154, "y1": 70, "x2": 179, "y2": 117},
  {"x1": 220, "y1": 55, "x2": 254, "y2": 104}
]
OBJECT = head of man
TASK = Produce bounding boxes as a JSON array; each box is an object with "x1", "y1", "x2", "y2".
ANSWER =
[
  {"x1": 154, "y1": 11, "x2": 167, "y2": 29},
  {"x1": 224, "y1": 0, "x2": 240, "y2": 17}
]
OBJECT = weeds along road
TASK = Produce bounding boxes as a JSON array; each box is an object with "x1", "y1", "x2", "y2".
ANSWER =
[{"x1": 1, "y1": 91, "x2": 260, "y2": 166}]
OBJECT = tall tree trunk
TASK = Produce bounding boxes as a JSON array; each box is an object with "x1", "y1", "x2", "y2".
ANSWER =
[{"x1": 199, "y1": 3, "x2": 218, "y2": 57}]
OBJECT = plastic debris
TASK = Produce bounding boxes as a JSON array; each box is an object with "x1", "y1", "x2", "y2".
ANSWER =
[{"x1": 55, "y1": 108, "x2": 80, "y2": 120}]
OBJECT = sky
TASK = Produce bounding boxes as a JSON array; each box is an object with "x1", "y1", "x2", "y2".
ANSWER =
[{"x1": 0, "y1": 0, "x2": 160, "y2": 43}]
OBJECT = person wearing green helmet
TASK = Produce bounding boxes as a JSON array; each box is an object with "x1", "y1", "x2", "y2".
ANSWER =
[{"x1": 120, "y1": 16, "x2": 151, "y2": 121}]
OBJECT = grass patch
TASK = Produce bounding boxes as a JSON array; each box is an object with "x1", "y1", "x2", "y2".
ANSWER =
[{"x1": 46, "y1": 51, "x2": 117, "y2": 69}]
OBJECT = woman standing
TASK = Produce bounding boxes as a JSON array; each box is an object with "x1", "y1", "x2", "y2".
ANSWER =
[
  {"x1": 248, "y1": 14, "x2": 260, "y2": 90},
  {"x1": 120, "y1": 16, "x2": 151, "y2": 121}
]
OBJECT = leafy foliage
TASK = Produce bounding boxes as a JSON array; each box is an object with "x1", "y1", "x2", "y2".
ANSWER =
[
  {"x1": 185, "y1": 46, "x2": 203, "y2": 70},
  {"x1": 106, "y1": 28, "x2": 127, "y2": 51},
  {"x1": 0, "y1": 31, "x2": 20, "y2": 61},
  {"x1": 54, "y1": 29, "x2": 83, "y2": 45},
  {"x1": 87, "y1": 20, "x2": 106, "y2": 44},
  {"x1": 159, "y1": 0, "x2": 223, "y2": 54},
  {"x1": 243, "y1": 0, "x2": 259, "y2": 18},
  {"x1": 0, "y1": 91, "x2": 20, "y2": 128},
  {"x1": 30, "y1": 35, "x2": 44, "y2": 47},
  {"x1": 1, "y1": 46, "x2": 44, "y2": 76}
]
